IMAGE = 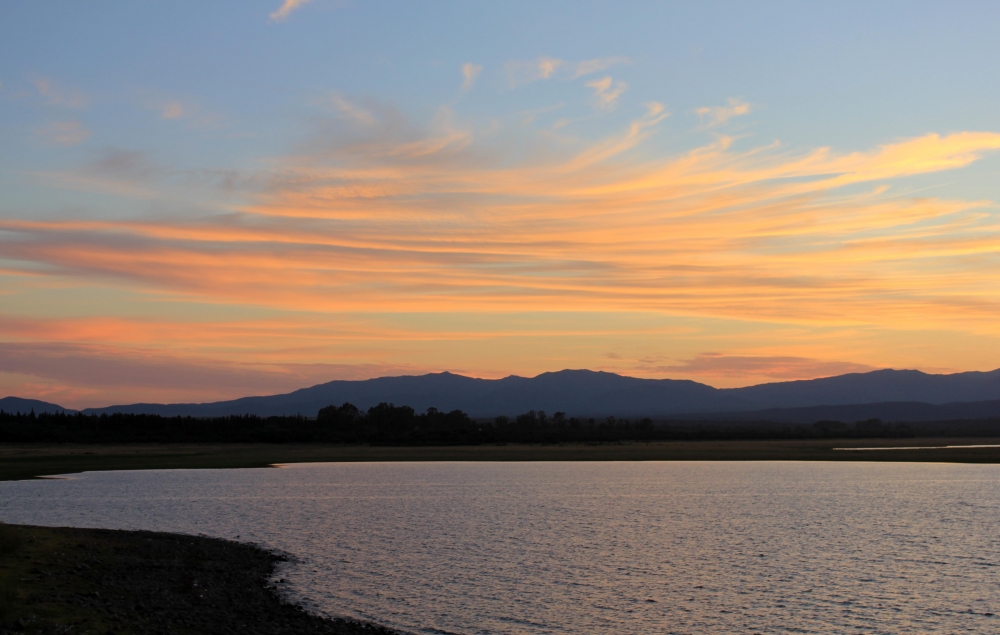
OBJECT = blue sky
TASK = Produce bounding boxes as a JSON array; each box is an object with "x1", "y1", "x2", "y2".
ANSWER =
[{"x1": 2, "y1": 1, "x2": 1000, "y2": 406}]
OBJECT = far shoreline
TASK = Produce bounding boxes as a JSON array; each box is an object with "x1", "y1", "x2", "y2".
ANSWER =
[{"x1": 5, "y1": 438, "x2": 1000, "y2": 481}]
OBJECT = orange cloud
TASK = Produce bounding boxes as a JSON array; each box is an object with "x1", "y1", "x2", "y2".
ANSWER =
[
  {"x1": 586, "y1": 76, "x2": 627, "y2": 111},
  {"x1": 573, "y1": 56, "x2": 630, "y2": 78},
  {"x1": 504, "y1": 56, "x2": 631, "y2": 86},
  {"x1": 695, "y1": 98, "x2": 750, "y2": 128},
  {"x1": 0, "y1": 341, "x2": 429, "y2": 409},
  {"x1": 6, "y1": 84, "x2": 1000, "y2": 402},
  {"x1": 5, "y1": 121, "x2": 1000, "y2": 333},
  {"x1": 644, "y1": 353, "x2": 877, "y2": 380},
  {"x1": 504, "y1": 57, "x2": 566, "y2": 87}
]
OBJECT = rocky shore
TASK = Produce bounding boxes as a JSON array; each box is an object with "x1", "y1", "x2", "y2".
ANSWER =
[{"x1": 0, "y1": 523, "x2": 401, "y2": 635}]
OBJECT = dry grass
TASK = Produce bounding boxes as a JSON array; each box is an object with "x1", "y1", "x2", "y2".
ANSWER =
[
  {"x1": 0, "y1": 524, "x2": 24, "y2": 621},
  {"x1": 0, "y1": 581, "x2": 17, "y2": 621},
  {"x1": 0, "y1": 523, "x2": 25, "y2": 557}
]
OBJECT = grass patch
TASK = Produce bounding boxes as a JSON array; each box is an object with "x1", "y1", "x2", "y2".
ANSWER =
[
  {"x1": 0, "y1": 524, "x2": 25, "y2": 623},
  {"x1": 0, "y1": 523, "x2": 25, "y2": 556},
  {"x1": 0, "y1": 580, "x2": 18, "y2": 621}
]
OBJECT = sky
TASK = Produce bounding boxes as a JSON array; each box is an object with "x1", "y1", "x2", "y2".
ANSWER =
[{"x1": 2, "y1": 1, "x2": 1000, "y2": 408}]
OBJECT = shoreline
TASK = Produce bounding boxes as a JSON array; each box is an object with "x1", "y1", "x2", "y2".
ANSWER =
[
  {"x1": 5, "y1": 451, "x2": 1000, "y2": 633},
  {"x1": 4, "y1": 438, "x2": 1000, "y2": 482},
  {"x1": 0, "y1": 522, "x2": 400, "y2": 635}
]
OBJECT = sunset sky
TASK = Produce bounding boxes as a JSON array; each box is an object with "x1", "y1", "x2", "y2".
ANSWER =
[{"x1": 2, "y1": 1, "x2": 1000, "y2": 407}]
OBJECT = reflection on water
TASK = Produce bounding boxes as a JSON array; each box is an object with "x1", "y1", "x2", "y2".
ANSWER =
[{"x1": 2, "y1": 462, "x2": 1000, "y2": 634}]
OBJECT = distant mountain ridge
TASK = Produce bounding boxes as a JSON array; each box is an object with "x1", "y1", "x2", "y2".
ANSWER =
[
  {"x1": 5, "y1": 367, "x2": 1000, "y2": 420},
  {"x1": 80, "y1": 370, "x2": 741, "y2": 418},
  {"x1": 729, "y1": 368, "x2": 1000, "y2": 408},
  {"x1": 0, "y1": 396, "x2": 74, "y2": 415}
]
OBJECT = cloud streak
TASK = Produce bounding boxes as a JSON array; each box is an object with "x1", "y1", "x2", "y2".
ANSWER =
[
  {"x1": 646, "y1": 353, "x2": 877, "y2": 380},
  {"x1": 574, "y1": 56, "x2": 630, "y2": 78},
  {"x1": 5, "y1": 123, "x2": 1000, "y2": 333},
  {"x1": 461, "y1": 63, "x2": 483, "y2": 91},
  {"x1": 270, "y1": 0, "x2": 312, "y2": 21},
  {"x1": 36, "y1": 120, "x2": 90, "y2": 146},
  {"x1": 33, "y1": 77, "x2": 89, "y2": 108},
  {"x1": 5, "y1": 85, "x2": 1000, "y2": 399},
  {"x1": 586, "y1": 76, "x2": 627, "y2": 110},
  {"x1": 161, "y1": 101, "x2": 186, "y2": 119},
  {"x1": 328, "y1": 94, "x2": 375, "y2": 125},
  {"x1": 696, "y1": 98, "x2": 751, "y2": 128},
  {"x1": 504, "y1": 56, "x2": 629, "y2": 87}
]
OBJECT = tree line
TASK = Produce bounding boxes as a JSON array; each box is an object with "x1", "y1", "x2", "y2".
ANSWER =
[{"x1": 2, "y1": 404, "x2": 1000, "y2": 444}]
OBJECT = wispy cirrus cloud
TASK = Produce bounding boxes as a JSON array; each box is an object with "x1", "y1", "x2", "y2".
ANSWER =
[
  {"x1": 6, "y1": 81, "x2": 1000, "y2": 403},
  {"x1": 461, "y1": 63, "x2": 483, "y2": 91},
  {"x1": 35, "y1": 120, "x2": 90, "y2": 146},
  {"x1": 573, "y1": 56, "x2": 630, "y2": 78},
  {"x1": 161, "y1": 100, "x2": 187, "y2": 119},
  {"x1": 141, "y1": 96, "x2": 194, "y2": 121},
  {"x1": 504, "y1": 57, "x2": 564, "y2": 87},
  {"x1": 586, "y1": 76, "x2": 627, "y2": 110},
  {"x1": 327, "y1": 94, "x2": 376, "y2": 125},
  {"x1": 6, "y1": 120, "x2": 1000, "y2": 331},
  {"x1": 33, "y1": 76, "x2": 89, "y2": 108},
  {"x1": 132, "y1": 89, "x2": 226, "y2": 126},
  {"x1": 503, "y1": 56, "x2": 629, "y2": 88},
  {"x1": 644, "y1": 353, "x2": 877, "y2": 380},
  {"x1": 695, "y1": 98, "x2": 751, "y2": 128},
  {"x1": 269, "y1": 0, "x2": 312, "y2": 21}
]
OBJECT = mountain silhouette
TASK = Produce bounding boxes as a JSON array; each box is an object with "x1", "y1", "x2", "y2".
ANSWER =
[
  {"x1": 79, "y1": 370, "x2": 742, "y2": 418},
  {"x1": 728, "y1": 368, "x2": 1000, "y2": 408},
  {"x1": 0, "y1": 396, "x2": 74, "y2": 415},
  {"x1": 22, "y1": 366, "x2": 992, "y2": 418}
]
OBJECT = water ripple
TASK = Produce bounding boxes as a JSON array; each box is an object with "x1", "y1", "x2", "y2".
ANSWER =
[{"x1": 2, "y1": 461, "x2": 1000, "y2": 634}]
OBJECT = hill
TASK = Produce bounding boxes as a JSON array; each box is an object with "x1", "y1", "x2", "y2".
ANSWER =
[
  {"x1": 8, "y1": 367, "x2": 1000, "y2": 420},
  {"x1": 80, "y1": 367, "x2": 1000, "y2": 418},
  {"x1": 726, "y1": 368, "x2": 1000, "y2": 408},
  {"x1": 0, "y1": 396, "x2": 75, "y2": 415},
  {"x1": 82, "y1": 370, "x2": 743, "y2": 418}
]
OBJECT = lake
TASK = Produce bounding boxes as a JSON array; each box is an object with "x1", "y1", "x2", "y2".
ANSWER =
[{"x1": 2, "y1": 461, "x2": 999, "y2": 634}]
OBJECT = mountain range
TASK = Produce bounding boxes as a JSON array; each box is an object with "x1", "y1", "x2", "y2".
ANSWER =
[{"x1": 6, "y1": 367, "x2": 1000, "y2": 423}]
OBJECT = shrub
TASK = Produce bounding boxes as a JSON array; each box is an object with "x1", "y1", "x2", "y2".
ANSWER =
[
  {"x1": 0, "y1": 524, "x2": 24, "y2": 557},
  {"x1": 0, "y1": 582, "x2": 17, "y2": 620}
]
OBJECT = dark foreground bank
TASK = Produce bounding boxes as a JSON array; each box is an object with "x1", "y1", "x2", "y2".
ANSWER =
[
  {"x1": 6, "y1": 439, "x2": 1000, "y2": 482},
  {"x1": 0, "y1": 523, "x2": 398, "y2": 635}
]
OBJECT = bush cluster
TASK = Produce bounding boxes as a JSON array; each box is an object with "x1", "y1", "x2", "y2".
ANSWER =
[{"x1": 3, "y1": 407, "x2": 1000, "y2": 444}]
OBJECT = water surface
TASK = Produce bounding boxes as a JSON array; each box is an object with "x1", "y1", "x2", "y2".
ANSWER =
[{"x1": 2, "y1": 461, "x2": 999, "y2": 634}]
